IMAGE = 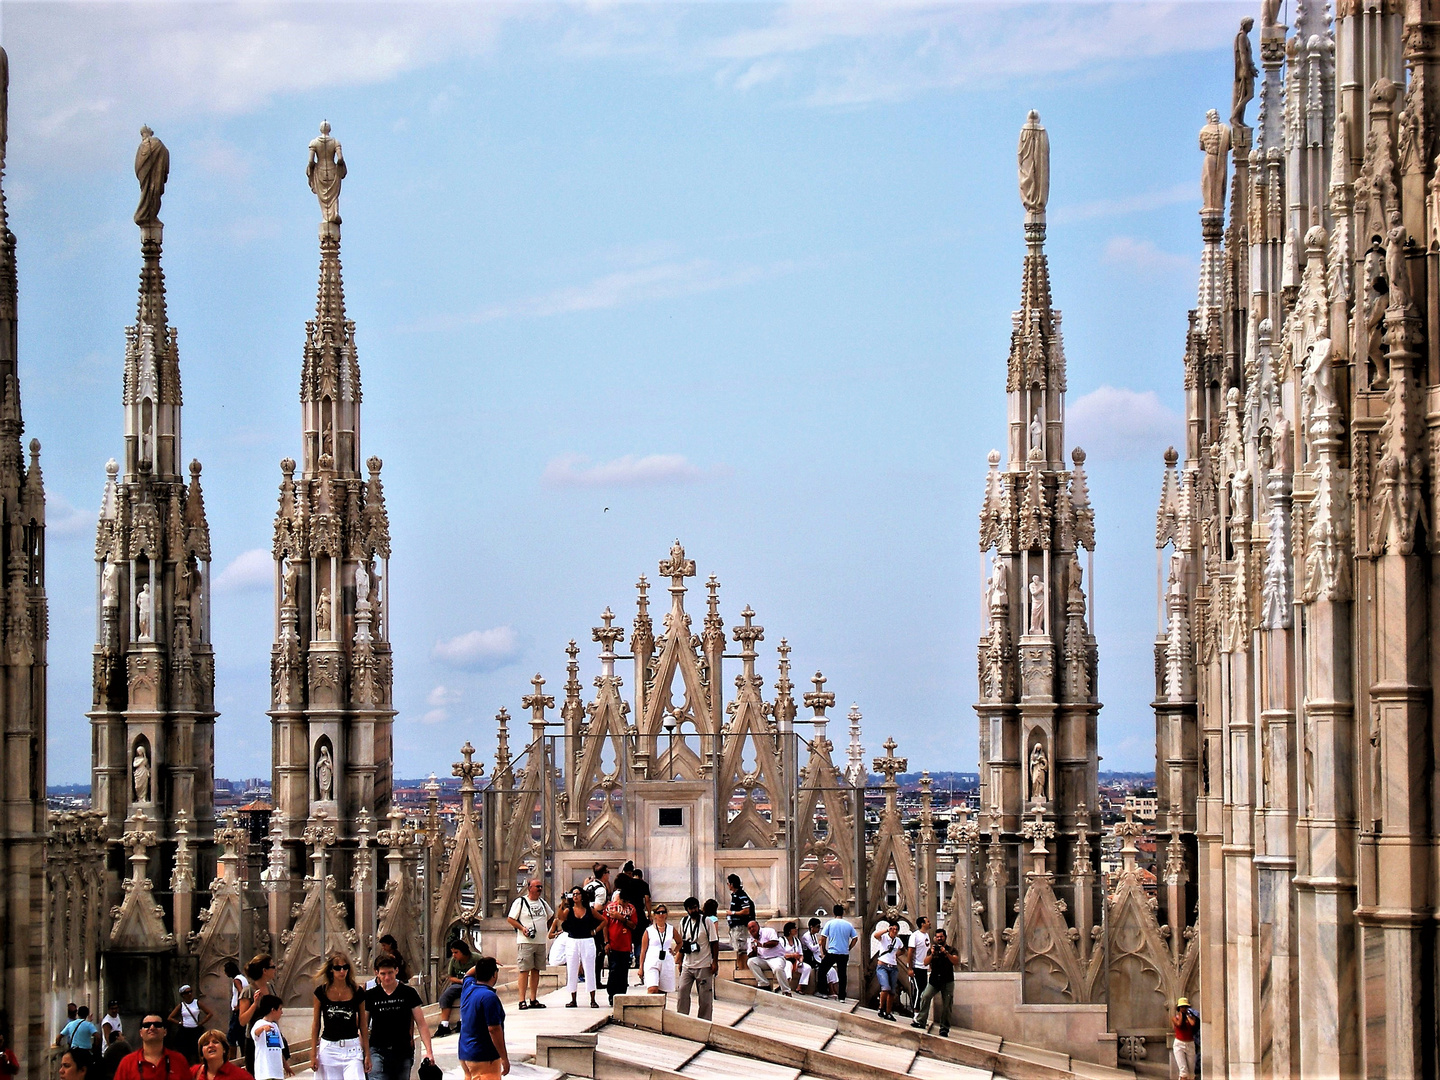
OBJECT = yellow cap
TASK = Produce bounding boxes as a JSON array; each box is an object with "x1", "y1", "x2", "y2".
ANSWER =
[{"x1": 1176, "y1": 998, "x2": 1189, "y2": 1007}]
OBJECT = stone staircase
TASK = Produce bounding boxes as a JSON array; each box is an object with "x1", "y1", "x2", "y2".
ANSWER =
[{"x1": 536, "y1": 979, "x2": 1136, "y2": 1080}]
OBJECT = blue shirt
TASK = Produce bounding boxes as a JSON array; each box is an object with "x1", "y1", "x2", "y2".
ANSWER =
[
  {"x1": 62, "y1": 1020, "x2": 98, "y2": 1050},
  {"x1": 457, "y1": 979, "x2": 505, "y2": 1063},
  {"x1": 821, "y1": 918, "x2": 858, "y2": 956}
]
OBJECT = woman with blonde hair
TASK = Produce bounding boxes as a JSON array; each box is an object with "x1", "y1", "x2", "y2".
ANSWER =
[{"x1": 310, "y1": 953, "x2": 370, "y2": 1080}]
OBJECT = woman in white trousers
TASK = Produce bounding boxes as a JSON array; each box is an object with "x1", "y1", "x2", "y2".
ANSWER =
[{"x1": 561, "y1": 886, "x2": 606, "y2": 1008}]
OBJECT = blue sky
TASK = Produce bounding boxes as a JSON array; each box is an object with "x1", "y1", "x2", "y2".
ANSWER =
[{"x1": 7, "y1": 1, "x2": 1245, "y2": 784}]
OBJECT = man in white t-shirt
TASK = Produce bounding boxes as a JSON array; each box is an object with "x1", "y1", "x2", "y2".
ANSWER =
[
  {"x1": 745, "y1": 920, "x2": 792, "y2": 996},
  {"x1": 907, "y1": 917, "x2": 932, "y2": 1000},
  {"x1": 505, "y1": 878, "x2": 554, "y2": 1011},
  {"x1": 100, "y1": 1001, "x2": 123, "y2": 1054}
]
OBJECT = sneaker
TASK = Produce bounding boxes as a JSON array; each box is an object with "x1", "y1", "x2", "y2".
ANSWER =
[
  {"x1": 433, "y1": 1024, "x2": 450, "y2": 1038},
  {"x1": 910, "y1": 1021, "x2": 925, "y2": 1029},
  {"x1": 938, "y1": 1029, "x2": 950, "y2": 1037}
]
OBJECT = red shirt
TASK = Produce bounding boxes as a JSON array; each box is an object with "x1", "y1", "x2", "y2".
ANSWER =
[
  {"x1": 192, "y1": 1063, "x2": 255, "y2": 1080},
  {"x1": 114, "y1": 1049, "x2": 192, "y2": 1080},
  {"x1": 1172, "y1": 1007, "x2": 1199, "y2": 1042},
  {"x1": 604, "y1": 898, "x2": 636, "y2": 951}
]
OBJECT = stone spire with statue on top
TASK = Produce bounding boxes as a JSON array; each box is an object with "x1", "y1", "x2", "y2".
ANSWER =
[
  {"x1": 964, "y1": 109, "x2": 1102, "y2": 1004},
  {"x1": 267, "y1": 121, "x2": 396, "y2": 996}
]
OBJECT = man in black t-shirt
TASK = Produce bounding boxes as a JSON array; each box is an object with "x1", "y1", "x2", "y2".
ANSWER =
[
  {"x1": 365, "y1": 955, "x2": 434, "y2": 1080},
  {"x1": 909, "y1": 929, "x2": 957, "y2": 1038}
]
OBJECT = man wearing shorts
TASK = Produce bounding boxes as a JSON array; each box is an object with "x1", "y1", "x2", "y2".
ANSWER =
[
  {"x1": 505, "y1": 879, "x2": 553, "y2": 1011},
  {"x1": 725, "y1": 875, "x2": 755, "y2": 974},
  {"x1": 458, "y1": 958, "x2": 507, "y2": 1079}
]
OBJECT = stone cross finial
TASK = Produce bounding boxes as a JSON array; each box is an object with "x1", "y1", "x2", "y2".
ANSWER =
[
  {"x1": 566, "y1": 639, "x2": 580, "y2": 664},
  {"x1": 1115, "y1": 801, "x2": 1144, "y2": 873},
  {"x1": 216, "y1": 809, "x2": 248, "y2": 858},
  {"x1": 452, "y1": 741, "x2": 483, "y2": 790},
  {"x1": 659, "y1": 539, "x2": 696, "y2": 587},
  {"x1": 804, "y1": 671, "x2": 836, "y2": 716},
  {"x1": 636, "y1": 575, "x2": 650, "y2": 613},
  {"x1": 1021, "y1": 803, "x2": 1055, "y2": 855},
  {"x1": 377, "y1": 805, "x2": 410, "y2": 849},
  {"x1": 303, "y1": 807, "x2": 338, "y2": 849},
  {"x1": 171, "y1": 810, "x2": 194, "y2": 893},
  {"x1": 873, "y1": 737, "x2": 908, "y2": 784},
  {"x1": 262, "y1": 813, "x2": 286, "y2": 891},
  {"x1": 494, "y1": 706, "x2": 513, "y2": 778},
  {"x1": 733, "y1": 605, "x2": 764, "y2": 652},
  {"x1": 523, "y1": 674, "x2": 555, "y2": 725},
  {"x1": 593, "y1": 607, "x2": 624, "y2": 648},
  {"x1": 706, "y1": 574, "x2": 721, "y2": 616}
]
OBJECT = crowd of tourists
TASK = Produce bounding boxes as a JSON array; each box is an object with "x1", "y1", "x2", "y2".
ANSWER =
[{"x1": 34, "y1": 858, "x2": 1203, "y2": 1080}]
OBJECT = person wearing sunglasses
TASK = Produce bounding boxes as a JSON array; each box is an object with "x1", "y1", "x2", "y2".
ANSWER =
[
  {"x1": 310, "y1": 953, "x2": 370, "y2": 1080},
  {"x1": 111, "y1": 1016, "x2": 189, "y2": 1080}
]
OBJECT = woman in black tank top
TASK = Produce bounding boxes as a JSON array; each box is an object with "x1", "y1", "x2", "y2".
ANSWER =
[{"x1": 309, "y1": 952, "x2": 370, "y2": 1080}]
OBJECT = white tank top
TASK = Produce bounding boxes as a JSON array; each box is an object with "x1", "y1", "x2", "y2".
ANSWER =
[{"x1": 646, "y1": 924, "x2": 676, "y2": 963}]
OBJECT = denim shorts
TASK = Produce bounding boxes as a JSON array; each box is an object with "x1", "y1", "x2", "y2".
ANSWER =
[{"x1": 876, "y1": 965, "x2": 898, "y2": 993}]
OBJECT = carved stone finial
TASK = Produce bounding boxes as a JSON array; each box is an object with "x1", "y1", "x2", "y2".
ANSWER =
[{"x1": 873, "y1": 737, "x2": 908, "y2": 784}]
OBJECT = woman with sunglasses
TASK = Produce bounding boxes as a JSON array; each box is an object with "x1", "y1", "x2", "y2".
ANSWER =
[
  {"x1": 309, "y1": 953, "x2": 370, "y2": 1080},
  {"x1": 192, "y1": 1032, "x2": 251, "y2": 1080},
  {"x1": 639, "y1": 905, "x2": 679, "y2": 997}
]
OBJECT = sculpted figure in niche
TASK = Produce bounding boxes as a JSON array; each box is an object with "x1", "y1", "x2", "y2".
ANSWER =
[
  {"x1": 988, "y1": 560, "x2": 1008, "y2": 610},
  {"x1": 133, "y1": 126, "x2": 169, "y2": 227},
  {"x1": 1028, "y1": 574, "x2": 1046, "y2": 635},
  {"x1": 132, "y1": 742, "x2": 151, "y2": 803},
  {"x1": 136, "y1": 582, "x2": 154, "y2": 642},
  {"x1": 1068, "y1": 556, "x2": 1085, "y2": 606},
  {"x1": 1028, "y1": 410, "x2": 1044, "y2": 457},
  {"x1": 101, "y1": 557, "x2": 120, "y2": 609},
  {"x1": 316, "y1": 743, "x2": 335, "y2": 801},
  {"x1": 355, "y1": 562, "x2": 370, "y2": 607},
  {"x1": 1199, "y1": 109, "x2": 1232, "y2": 213},
  {"x1": 1232, "y1": 18, "x2": 1256, "y2": 129},
  {"x1": 307, "y1": 121, "x2": 346, "y2": 225},
  {"x1": 1017, "y1": 110, "x2": 1049, "y2": 214},
  {"x1": 1386, "y1": 211, "x2": 1414, "y2": 312},
  {"x1": 315, "y1": 587, "x2": 332, "y2": 638},
  {"x1": 282, "y1": 559, "x2": 298, "y2": 609},
  {"x1": 1029, "y1": 742, "x2": 1048, "y2": 804},
  {"x1": 1302, "y1": 338, "x2": 1338, "y2": 422}
]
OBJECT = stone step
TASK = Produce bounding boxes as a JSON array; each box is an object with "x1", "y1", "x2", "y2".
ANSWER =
[
  {"x1": 821, "y1": 1033, "x2": 917, "y2": 1074},
  {"x1": 678, "y1": 1048, "x2": 802, "y2": 1080}
]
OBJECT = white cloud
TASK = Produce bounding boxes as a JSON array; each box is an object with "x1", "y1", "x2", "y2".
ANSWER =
[
  {"x1": 424, "y1": 258, "x2": 797, "y2": 329},
  {"x1": 1068, "y1": 386, "x2": 1182, "y2": 462},
  {"x1": 45, "y1": 492, "x2": 96, "y2": 538},
  {"x1": 6, "y1": 4, "x2": 507, "y2": 164},
  {"x1": 214, "y1": 548, "x2": 273, "y2": 594},
  {"x1": 433, "y1": 626, "x2": 522, "y2": 672},
  {"x1": 420, "y1": 684, "x2": 463, "y2": 725},
  {"x1": 542, "y1": 453, "x2": 717, "y2": 489},
  {"x1": 428, "y1": 685, "x2": 462, "y2": 708},
  {"x1": 1101, "y1": 236, "x2": 1196, "y2": 275},
  {"x1": 706, "y1": 2, "x2": 1244, "y2": 106}
]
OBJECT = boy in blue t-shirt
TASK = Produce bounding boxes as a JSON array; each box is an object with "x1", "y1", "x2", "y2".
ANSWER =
[{"x1": 457, "y1": 957, "x2": 508, "y2": 1078}]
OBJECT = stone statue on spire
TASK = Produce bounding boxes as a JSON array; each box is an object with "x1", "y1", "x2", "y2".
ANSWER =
[
  {"x1": 1232, "y1": 18, "x2": 1256, "y2": 130},
  {"x1": 1199, "y1": 109, "x2": 1231, "y2": 213},
  {"x1": 1018, "y1": 110, "x2": 1049, "y2": 216},
  {"x1": 134, "y1": 126, "x2": 170, "y2": 228},
  {"x1": 307, "y1": 120, "x2": 347, "y2": 225}
]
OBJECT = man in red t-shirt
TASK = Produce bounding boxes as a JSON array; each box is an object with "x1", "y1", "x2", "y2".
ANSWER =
[
  {"x1": 112, "y1": 1014, "x2": 190, "y2": 1080},
  {"x1": 603, "y1": 894, "x2": 637, "y2": 1003},
  {"x1": 1171, "y1": 997, "x2": 1199, "y2": 1079}
]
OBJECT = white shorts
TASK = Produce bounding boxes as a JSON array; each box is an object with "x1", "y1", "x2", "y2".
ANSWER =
[
  {"x1": 317, "y1": 1039, "x2": 365, "y2": 1080},
  {"x1": 644, "y1": 958, "x2": 677, "y2": 992}
]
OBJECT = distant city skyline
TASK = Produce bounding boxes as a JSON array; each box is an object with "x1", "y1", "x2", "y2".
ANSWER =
[{"x1": 6, "y1": 2, "x2": 1247, "y2": 782}]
